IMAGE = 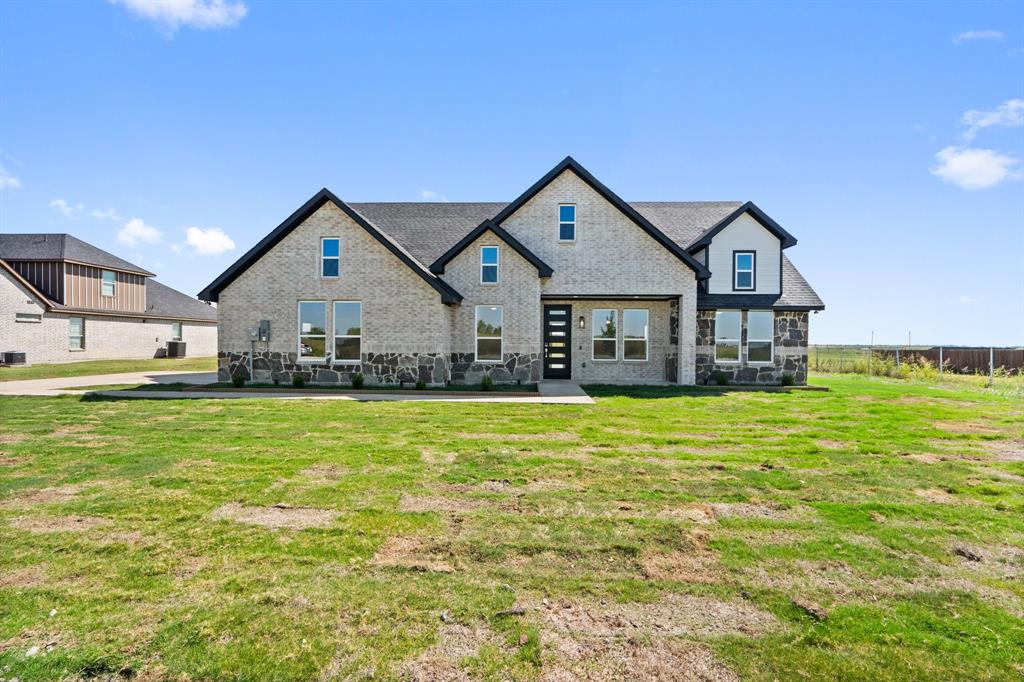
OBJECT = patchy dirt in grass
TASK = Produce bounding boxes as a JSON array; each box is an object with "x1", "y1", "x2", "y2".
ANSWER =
[
  {"x1": 0, "y1": 564, "x2": 48, "y2": 588},
  {"x1": 457, "y1": 431, "x2": 579, "y2": 442},
  {"x1": 522, "y1": 477, "x2": 576, "y2": 493},
  {"x1": 371, "y1": 536, "x2": 456, "y2": 573},
  {"x1": 709, "y1": 502, "x2": 814, "y2": 521},
  {"x1": 0, "y1": 433, "x2": 26, "y2": 444},
  {"x1": 640, "y1": 537, "x2": 723, "y2": 583},
  {"x1": 974, "y1": 466, "x2": 1024, "y2": 482},
  {"x1": 47, "y1": 423, "x2": 99, "y2": 438},
  {"x1": 300, "y1": 464, "x2": 349, "y2": 481},
  {"x1": 533, "y1": 593, "x2": 779, "y2": 639},
  {"x1": 952, "y1": 543, "x2": 1023, "y2": 579},
  {"x1": 816, "y1": 439, "x2": 847, "y2": 450},
  {"x1": 540, "y1": 638, "x2": 739, "y2": 682},
  {"x1": 932, "y1": 421, "x2": 1002, "y2": 435},
  {"x1": 496, "y1": 549, "x2": 640, "y2": 580},
  {"x1": 96, "y1": 530, "x2": 147, "y2": 546},
  {"x1": 0, "y1": 456, "x2": 30, "y2": 466},
  {"x1": 402, "y1": 621, "x2": 508, "y2": 681},
  {"x1": 905, "y1": 453, "x2": 946, "y2": 464},
  {"x1": 891, "y1": 396, "x2": 979, "y2": 408},
  {"x1": 655, "y1": 504, "x2": 716, "y2": 524},
  {"x1": 983, "y1": 439, "x2": 1024, "y2": 462},
  {"x1": 399, "y1": 494, "x2": 502, "y2": 514},
  {"x1": 211, "y1": 502, "x2": 338, "y2": 530},
  {"x1": 2, "y1": 483, "x2": 86, "y2": 507},
  {"x1": 913, "y1": 488, "x2": 967, "y2": 504},
  {"x1": 419, "y1": 447, "x2": 457, "y2": 465},
  {"x1": 9, "y1": 515, "x2": 110, "y2": 533}
]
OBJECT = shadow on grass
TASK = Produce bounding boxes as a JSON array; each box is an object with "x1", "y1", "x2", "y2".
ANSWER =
[{"x1": 581, "y1": 384, "x2": 731, "y2": 399}]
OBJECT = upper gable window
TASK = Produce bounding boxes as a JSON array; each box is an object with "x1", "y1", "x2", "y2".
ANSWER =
[
  {"x1": 558, "y1": 204, "x2": 576, "y2": 242},
  {"x1": 480, "y1": 246, "x2": 499, "y2": 284},
  {"x1": 101, "y1": 270, "x2": 116, "y2": 297},
  {"x1": 321, "y1": 238, "x2": 340, "y2": 278},
  {"x1": 733, "y1": 251, "x2": 755, "y2": 291}
]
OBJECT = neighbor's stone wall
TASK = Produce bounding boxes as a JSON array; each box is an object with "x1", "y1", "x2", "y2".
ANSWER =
[
  {"x1": 220, "y1": 350, "x2": 450, "y2": 386},
  {"x1": 695, "y1": 309, "x2": 808, "y2": 385},
  {"x1": 217, "y1": 201, "x2": 451, "y2": 362}
]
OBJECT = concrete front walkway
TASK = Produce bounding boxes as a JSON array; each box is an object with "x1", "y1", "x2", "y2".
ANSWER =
[{"x1": 0, "y1": 372, "x2": 595, "y2": 404}]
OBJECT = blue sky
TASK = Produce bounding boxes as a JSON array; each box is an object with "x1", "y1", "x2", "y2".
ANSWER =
[{"x1": 1, "y1": 0, "x2": 1021, "y2": 346}]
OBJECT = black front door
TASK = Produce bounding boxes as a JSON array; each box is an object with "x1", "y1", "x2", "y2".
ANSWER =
[{"x1": 543, "y1": 305, "x2": 572, "y2": 379}]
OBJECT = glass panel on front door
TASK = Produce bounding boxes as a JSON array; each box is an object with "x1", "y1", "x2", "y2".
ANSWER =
[{"x1": 543, "y1": 305, "x2": 572, "y2": 379}]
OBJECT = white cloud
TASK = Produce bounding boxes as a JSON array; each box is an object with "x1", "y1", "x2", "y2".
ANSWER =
[
  {"x1": 930, "y1": 146, "x2": 1021, "y2": 190},
  {"x1": 117, "y1": 217, "x2": 163, "y2": 247},
  {"x1": 49, "y1": 198, "x2": 84, "y2": 218},
  {"x1": 90, "y1": 207, "x2": 125, "y2": 222},
  {"x1": 953, "y1": 30, "x2": 1004, "y2": 44},
  {"x1": 961, "y1": 98, "x2": 1024, "y2": 141},
  {"x1": 111, "y1": 0, "x2": 248, "y2": 32},
  {"x1": 420, "y1": 189, "x2": 449, "y2": 202},
  {"x1": 958, "y1": 295, "x2": 978, "y2": 304},
  {"x1": 184, "y1": 226, "x2": 235, "y2": 255},
  {"x1": 0, "y1": 165, "x2": 20, "y2": 189}
]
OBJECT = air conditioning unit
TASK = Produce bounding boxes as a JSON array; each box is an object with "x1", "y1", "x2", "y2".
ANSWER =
[
  {"x1": 1, "y1": 351, "x2": 27, "y2": 365},
  {"x1": 166, "y1": 341, "x2": 187, "y2": 358}
]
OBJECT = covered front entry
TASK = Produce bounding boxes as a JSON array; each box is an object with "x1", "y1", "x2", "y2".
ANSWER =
[{"x1": 542, "y1": 304, "x2": 572, "y2": 379}]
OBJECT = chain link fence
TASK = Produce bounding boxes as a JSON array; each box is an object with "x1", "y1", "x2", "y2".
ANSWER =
[{"x1": 810, "y1": 345, "x2": 1023, "y2": 377}]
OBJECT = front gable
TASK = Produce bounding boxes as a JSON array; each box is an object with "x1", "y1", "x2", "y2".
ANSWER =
[{"x1": 704, "y1": 212, "x2": 782, "y2": 295}]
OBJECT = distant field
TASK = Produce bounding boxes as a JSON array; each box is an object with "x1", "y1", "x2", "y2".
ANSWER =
[
  {"x1": 1, "y1": 375, "x2": 1022, "y2": 680},
  {"x1": 0, "y1": 357, "x2": 217, "y2": 382}
]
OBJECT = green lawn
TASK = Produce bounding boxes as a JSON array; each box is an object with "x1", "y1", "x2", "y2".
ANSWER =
[
  {"x1": 0, "y1": 357, "x2": 217, "y2": 382},
  {"x1": 0, "y1": 375, "x2": 1021, "y2": 680}
]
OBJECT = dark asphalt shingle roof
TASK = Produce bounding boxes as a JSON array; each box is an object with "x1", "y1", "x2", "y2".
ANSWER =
[
  {"x1": 629, "y1": 202, "x2": 744, "y2": 251},
  {"x1": 144, "y1": 279, "x2": 218, "y2": 321},
  {"x1": 697, "y1": 255, "x2": 823, "y2": 310},
  {"x1": 0, "y1": 233, "x2": 154, "y2": 276}
]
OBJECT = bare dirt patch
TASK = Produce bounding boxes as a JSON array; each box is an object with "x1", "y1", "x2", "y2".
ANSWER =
[
  {"x1": 0, "y1": 456, "x2": 29, "y2": 466},
  {"x1": 953, "y1": 544, "x2": 1023, "y2": 580},
  {"x1": 710, "y1": 502, "x2": 814, "y2": 521},
  {"x1": 211, "y1": 502, "x2": 337, "y2": 530},
  {"x1": 9, "y1": 515, "x2": 110, "y2": 533},
  {"x1": 540, "y1": 638, "x2": 739, "y2": 682},
  {"x1": 300, "y1": 464, "x2": 349, "y2": 481},
  {"x1": 816, "y1": 439, "x2": 847, "y2": 450},
  {"x1": 419, "y1": 447, "x2": 458, "y2": 465},
  {"x1": 533, "y1": 593, "x2": 778, "y2": 640},
  {"x1": 913, "y1": 488, "x2": 966, "y2": 505},
  {"x1": 2, "y1": 483, "x2": 85, "y2": 507},
  {"x1": 982, "y1": 439, "x2": 1024, "y2": 462},
  {"x1": 906, "y1": 453, "x2": 946, "y2": 464},
  {"x1": 655, "y1": 504, "x2": 716, "y2": 524},
  {"x1": 0, "y1": 565, "x2": 48, "y2": 589},
  {"x1": 371, "y1": 536, "x2": 456, "y2": 573},
  {"x1": 48, "y1": 423, "x2": 98, "y2": 438},
  {"x1": 399, "y1": 494, "x2": 500, "y2": 514},
  {"x1": 402, "y1": 621, "x2": 507, "y2": 681},
  {"x1": 0, "y1": 433, "x2": 26, "y2": 445},
  {"x1": 640, "y1": 537, "x2": 723, "y2": 584},
  {"x1": 932, "y1": 421, "x2": 1002, "y2": 436},
  {"x1": 457, "y1": 431, "x2": 579, "y2": 442}
]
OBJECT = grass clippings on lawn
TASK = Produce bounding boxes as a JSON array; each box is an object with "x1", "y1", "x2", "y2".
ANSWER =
[{"x1": 0, "y1": 374, "x2": 1022, "y2": 680}]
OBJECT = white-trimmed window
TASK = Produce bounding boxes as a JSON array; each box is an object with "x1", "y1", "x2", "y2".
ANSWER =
[
  {"x1": 333, "y1": 301, "x2": 362, "y2": 363},
  {"x1": 171, "y1": 322, "x2": 182, "y2": 341},
  {"x1": 592, "y1": 308, "x2": 617, "y2": 361},
  {"x1": 101, "y1": 270, "x2": 116, "y2": 297},
  {"x1": 69, "y1": 317, "x2": 85, "y2": 350},
  {"x1": 747, "y1": 310, "x2": 774, "y2": 364},
  {"x1": 321, "y1": 238, "x2": 340, "y2": 278},
  {"x1": 480, "y1": 246, "x2": 499, "y2": 284},
  {"x1": 714, "y1": 310, "x2": 741, "y2": 363},
  {"x1": 15, "y1": 313, "x2": 41, "y2": 323},
  {"x1": 558, "y1": 204, "x2": 576, "y2": 242},
  {"x1": 623, "y1": 309, "x2": 649, "y2": 361},
  {"x1": 733, "y1": 252, "x2": 755, "y2": 291},
  {"x1": 475, "y1": 305, "x2": 503, "y2": 362},
  {"x1": 298, "y1": 301, "x2": 326, "y2": 360}
]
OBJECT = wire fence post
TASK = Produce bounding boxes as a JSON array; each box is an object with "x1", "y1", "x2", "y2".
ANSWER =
[
  {"x1": 989, "y1": 347, "x2": 994, "y2": 386},
  {"x1": 896, "y1": 348, "x2": 900, "y2": 371},
  {"x1": 840, "y1": 348, "x2": 844, "y2": 372},
  {"x1": 939, "y1": 346, "x2": 943, "y2": 375}
]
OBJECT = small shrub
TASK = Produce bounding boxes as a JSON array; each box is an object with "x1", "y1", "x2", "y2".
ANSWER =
[
  {"x1": 351, "y1": 372, "x2": 364, "y2": 389},
  {"x1": 415, "y1": 379, "x2": 426, "y2": 390},
  {"x1": 292, "y1": 374, "x2": 306, "y2": 388},
  {"x1": 480, "y1": 375, "x2": 493, "y2": 391},
  {"x1": 231, "y1": 373, "x2": 246, "y2": 388},
  {"x1": 712, "y1": 370, "x2": 729, "y2": 386},
  {"x1": 780, "y1": 373, "x2": 795, "y2": 386}
]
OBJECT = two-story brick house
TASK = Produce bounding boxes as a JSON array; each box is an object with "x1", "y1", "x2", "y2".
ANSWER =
[
  {"x1": 1, "y1": 234, "x2": 217, "y2": 364},
  {"x1": 200, "y1": 157, "x2": 822, "y2": 386}
]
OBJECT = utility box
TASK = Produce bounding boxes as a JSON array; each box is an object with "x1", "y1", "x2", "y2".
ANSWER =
[
  {"x1": 259, "y1": 320, "x2": 270, "y2": 342},
  {"x1": 1, "y1": 351, "x2": 27, "y2": 365},
  {"x1": 166, "y1": 341, "x2": 187, "y2": 358}
]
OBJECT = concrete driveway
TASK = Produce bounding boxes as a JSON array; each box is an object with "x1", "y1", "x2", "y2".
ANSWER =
[{"x1": 0, "y1": 370, "x2": 218, "y2": 396}]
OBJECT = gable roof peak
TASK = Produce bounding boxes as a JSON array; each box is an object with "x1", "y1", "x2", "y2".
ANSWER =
[{"x1": 430, "y1": 219, "x2": 553, "y2": 277}]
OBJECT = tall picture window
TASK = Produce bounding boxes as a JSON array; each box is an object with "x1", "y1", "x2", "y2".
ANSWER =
[
  {"x1": 69, "y1": 317, "x2": 85, "y2": 350},
  {"x1": 475, "y1": 305, "x2": 503, "y2": 362},
  {"x1": 333, "y1": 301, "x2": 362, "y2": 362},
  {"x1": 746, "y1": 310, "x2": 774, "y2": 363},
  {"x1": 298, "y1": 301, "x2": 326, "y2": 360},
  {"x1": 592, "y1": 309, "x2": 617, "y2": 360},
  {"x1": 714, "y1": 310, "x2": 741, "y2": 362},
  {"x1": 623, "y1": 309, "x2": 649, "y2": 361},
  {"x1": 171, "y1": 322, "x2": 183, "y2": 341}
]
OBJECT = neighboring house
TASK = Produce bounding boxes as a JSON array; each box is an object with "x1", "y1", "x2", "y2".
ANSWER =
[
  {"x1": 200, "y1": 157, "x2": 822, "y2": 386},
  {"x1": 0, "y1": 234, "x2": 217, "y2": 364}
]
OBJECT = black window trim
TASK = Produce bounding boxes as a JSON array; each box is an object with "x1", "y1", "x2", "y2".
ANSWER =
[{"x1": 732, "y1": 250, "x2": 756, "y2": 292}]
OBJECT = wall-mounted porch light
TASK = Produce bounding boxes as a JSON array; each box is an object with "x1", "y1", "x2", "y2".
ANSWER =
[{"x1": 578, "y1": 315, "x2": 585, "y2": 329}]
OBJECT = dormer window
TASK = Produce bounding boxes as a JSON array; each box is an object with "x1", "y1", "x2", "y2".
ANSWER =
[
  {"x1": 480, "y1": 246, "x2": 499, "y2": 284},
  {"x1": 733, "y1": 251, "x2": 755, "y2": 291},
  {"x1": 321, "y1": 238, "x2": 340, "y2": 278},
  {"x1": 558, "y1": 204, "x2": 576, "y2": 242}
]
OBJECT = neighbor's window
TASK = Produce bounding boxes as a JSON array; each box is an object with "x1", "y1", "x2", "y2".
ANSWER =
[
  {"x1": 475, "y1": 305, "x2": 503, "y2": 362},
  {"x1": 480, "y1": 246, "x2": 499, "y2": 284},
  {"x1": 558, "y1": 204, "x2": 576, "y2": 241},
  {"x1": 592, "y1": 308, "x2": 617, "y2": 361},
  {"x1": 734, "y1": 252, "x2": 755, "y2": 290},
  {"x1": 171, "y1": 322, "x2": 182, "y2": 341},
  {"x1": 623, "y1": 309, "x2": 649, "y2": 361},
  {"x1": 15, "y1": 312, "x2": 41, "y2": 323},
  {"x1": 69, "y1": 317, "x2": 85, "y2": 350},
  {"x1": 714, "y1": 310, "x2": 741, "y2": 362},
  {"x1": 321, "y1": 238, "x2": 340, "y2": 278},
  {"x1": 333, "y1": 301, "x2": 362, "y2": 362},
  {"x1": 101, "y1": 270, "x2": 116, "y2": 297},
  {"x1": 747, "y1": 310, "x2": 774, "y2": 364},
  {"x1": 298, "y1": 301, "x2": 326, "y2": 360}
]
